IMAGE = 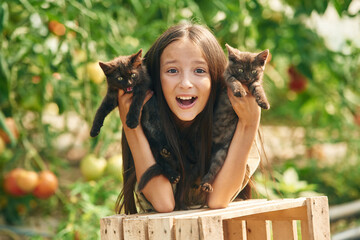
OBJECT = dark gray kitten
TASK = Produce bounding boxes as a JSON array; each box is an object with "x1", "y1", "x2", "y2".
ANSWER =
[
  {"x1": 90, "y1": 49, "x2": 179, "y2": 190},
  {"x1": 200, "y1": 45, "x2": 269, "y2": 192},
  {"x1": 90, "y1": 49, "x2": 149, "y2": 136}
]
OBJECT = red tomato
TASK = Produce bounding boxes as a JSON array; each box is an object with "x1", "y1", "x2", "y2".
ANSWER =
[
  {"x1": 3, "y1": 168, "x2": 26, "y2": 197},
  {"x1": 33, "y1": 171, "x2": 58, "y2": 199}
]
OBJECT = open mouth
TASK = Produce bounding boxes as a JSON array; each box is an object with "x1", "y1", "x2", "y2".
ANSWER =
[
  {"x1": 176, "y1": 96, "x2": 197, "y2": 107},
  {"x1": 125, "y1": 87, "x2": 133, "y2": 93}
]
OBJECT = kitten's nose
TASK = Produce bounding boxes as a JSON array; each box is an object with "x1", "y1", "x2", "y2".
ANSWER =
[{"x1": 128, "y1": 79, "x2": 133, "y2": 85}]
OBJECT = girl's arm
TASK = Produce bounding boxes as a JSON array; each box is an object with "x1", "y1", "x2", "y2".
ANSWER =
[
  {"x1": 207, "y1": 87, "x2": 261, "y2": 209},
  {"x1": 118, "y1": 90, "x2": 175, "y2": 212}
]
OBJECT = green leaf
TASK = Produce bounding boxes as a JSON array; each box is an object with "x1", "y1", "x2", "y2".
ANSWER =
[
  {"x1": 0, "y1": 2, "x2": 9, "y2": 33},
  {"x1": 0, "y1": 55, "x2": 10, "y2": 111},
  {"x1": 331, "y1": 0, "x2": 352, "y2": 16}
]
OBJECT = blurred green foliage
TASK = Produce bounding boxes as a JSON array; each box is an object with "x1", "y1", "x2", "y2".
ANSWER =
[{"x1": 0, "y1": 0, "x2": 360, "y2": 238}]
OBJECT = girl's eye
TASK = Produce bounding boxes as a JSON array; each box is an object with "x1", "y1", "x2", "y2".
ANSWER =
[
  {"x1": 117, "y1": 77, "x2": 123, "y2": 81},
  {"x1": 251, "y1": 70, "x2": 257, "y2": 74},
  {"x1": 238, "y1": 68, "x2": 244, "y2": 73},
  {"x1": 195, "y1": 68, "x2": 206, "y2": 74},
  {"x1": 131, "y1": 73, "x2": 136, "y2": 78},
  {"x1": 167, "y1": 69, "x2": 177, "y2": 74}
]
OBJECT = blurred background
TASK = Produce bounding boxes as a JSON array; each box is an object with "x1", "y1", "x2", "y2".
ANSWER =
[{"x1": 0, "y1": 0, "x2": 359, "y2": 239}]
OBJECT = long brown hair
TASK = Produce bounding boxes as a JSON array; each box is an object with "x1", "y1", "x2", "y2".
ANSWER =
[{"x1": 116, "y1": 23, "x2": 227, "y2": 214}]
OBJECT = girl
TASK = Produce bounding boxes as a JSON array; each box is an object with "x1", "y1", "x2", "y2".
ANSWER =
[{"x1": 116, "y1": 23, "x2": 261, "y2": 214}]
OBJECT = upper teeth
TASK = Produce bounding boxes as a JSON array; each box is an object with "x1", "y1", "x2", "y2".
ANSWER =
[{"x1": 178, "y1": 96, "x2": 194, "y2": 100}]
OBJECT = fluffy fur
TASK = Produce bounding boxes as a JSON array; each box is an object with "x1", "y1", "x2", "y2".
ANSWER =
[{"x1": 200, "y1": 45, "x2": 269, "y2": 192}]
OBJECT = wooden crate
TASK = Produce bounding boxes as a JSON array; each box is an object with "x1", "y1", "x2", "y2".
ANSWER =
[{"x1": 100, "y1": 196, "x2": 330, "y2": 240}]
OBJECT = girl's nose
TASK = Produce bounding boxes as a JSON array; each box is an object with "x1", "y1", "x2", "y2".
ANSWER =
[{"x1": 179, "y1": 73, "x2": 193, "y2": 88}]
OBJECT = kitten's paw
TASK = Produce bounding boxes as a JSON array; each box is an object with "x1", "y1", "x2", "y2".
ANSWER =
[
  {"x1": 201, "y1": 183, "x2": 213, "y2": 192},
  {"x1": 160, "y1": 148, "x2": 171, "y2": 158},
  {"x1": 126, "y1": 119, "x2": 139, "y2": 129},
  {"x1": 169, "y1": 174, "x2": 180, "y2": 184},
  {"x1": 233, "y1": 91, "x2": 242, "y2": 97},
  {"x1": 90, "y1": 128, "x2": 100, "y2": 137},
  {"x1": 257, "y1": 100, "x2": 270, "y2": 110},
  {"x1": 233, "y1": 89, "x2": 247, "y2": 98}
]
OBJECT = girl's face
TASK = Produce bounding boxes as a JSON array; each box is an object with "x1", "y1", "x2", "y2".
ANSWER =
[{"x1": 160, "y1": 38, "x2": 211, "y2": 122}]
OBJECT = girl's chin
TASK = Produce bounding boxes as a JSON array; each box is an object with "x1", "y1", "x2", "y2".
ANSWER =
[{"x1": 172, "y1": 112, "x2": 197, "y2": 123}]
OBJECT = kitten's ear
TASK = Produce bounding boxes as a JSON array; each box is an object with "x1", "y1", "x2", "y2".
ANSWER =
[
  {"x1": 131, "y1": 49, "x2": 143, "y2": 68},
  {"x1": 225, "y1": 44, "x2": 238, "y2": 62},
  {"x1": 257, "y1": 49, "x2": 269, "y2": 66},
  {"x1": 99, "y1": 61, "x2": 112, "y2": 74},
  {"x1": 225, "y1": 44, "x2": 237, "y2": 58}
]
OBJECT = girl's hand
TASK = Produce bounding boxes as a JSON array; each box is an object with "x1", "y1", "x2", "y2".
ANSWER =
[
  {"x1": 117, "y1": 90, "x2": 153, "y2": 127},
  {"x1": 227, "y1": 86, "x2": 261, "y2": 128}
]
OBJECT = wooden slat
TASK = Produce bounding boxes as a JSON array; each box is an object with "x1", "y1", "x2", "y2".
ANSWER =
[
  {"x1": 175, "y1": 217, "x2": 200, "y2": 240},
  {"x1": 301, "y1": 219, "x2": 311, "y2": 240},
  {"x1": 131, "y1": 199, "x2": 268, "y2": 220},
  {"x1": 223, "y1": 218, "x2": 246, "y2": 240},
  {"x1": 305, "y1": 197, "x2": 331, "y2": 240},
  {"x1": 148, "y1": 217, "x2": 173, "y2": 240},
  {"x1": 236, "y1": 206, "x2": 307, "y2": 221},
  {"x1": 272, "y1": 220, "x2": 298, "y2": 240},
  {"x1": 100, "y1": 215, "x2": 124, "y2": 240},
  {"x1": 199, "y1": 216, "x2": 223, "y2": 240},
  {"x1": 123, "y1": 218, "x2": 148, "y2": 240},
  {"x1": 176, "y1": 198, "x2": 307, "y2": 220},
  {"x1": 246, "y1": 220, "x2": 271, "y2": 240}
]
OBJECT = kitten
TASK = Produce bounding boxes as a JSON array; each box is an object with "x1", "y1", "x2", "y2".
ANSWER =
[
  {"x1": 90, "y1": 49, "x2": 150, "y2": 136},
  {"x1": 200, "y1": 45, "x2": 269, "y2": 192},
  {"x1": 223, "y1": 44, "x2": 270, "y2": 109},
  {"x1": 90, "y1": 49, "x2": 179, "y2": 190}
]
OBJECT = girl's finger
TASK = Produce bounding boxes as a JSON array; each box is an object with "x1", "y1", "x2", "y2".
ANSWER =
[{"x1": 143, "y1": 91, "x2": 154, "y2": 105}]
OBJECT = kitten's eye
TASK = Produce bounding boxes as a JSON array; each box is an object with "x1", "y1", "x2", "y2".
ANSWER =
[
  {"x1": 238, "y1": 68, "x2": 244, "y2": 73},
  {"x1": 117, "y1": 77, "x2": 123, "y2": 81},
  {"x1": 252, "y1": 70, "x2": 257, "y2": 74},
  {"x1": 131, "y1": 73, "x2": 136, "y2": 78}
]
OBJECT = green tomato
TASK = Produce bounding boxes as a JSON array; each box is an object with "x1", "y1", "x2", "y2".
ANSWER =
[
  {"x1": 80, "y1": 154, "x2": 107, "y2": 181},
  {"x1": 87, "y1": 62, "x2": 105, "y2": 84},
  {"x1": 105, "y1": 154, "x2": 123, "y2": 181}
]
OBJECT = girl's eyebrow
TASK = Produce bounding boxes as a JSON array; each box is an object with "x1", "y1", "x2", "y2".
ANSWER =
[
  {"x1": 162, "y1": 60, "x2": 177, "y2": 66},
  {"x1": 192, "y1": 60, "x2": 207, "y2": 65},
  {"x1": 162, "y1": 59, "x2": 208, "y2": 66}
]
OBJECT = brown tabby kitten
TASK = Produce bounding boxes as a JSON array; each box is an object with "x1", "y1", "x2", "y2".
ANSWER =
[
  {"x1": 200, "y1": 45, "x2": 269, "y2": 192},
  {"x1": 224, "y1": 44, "x2": 270, "y2": 109}
]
